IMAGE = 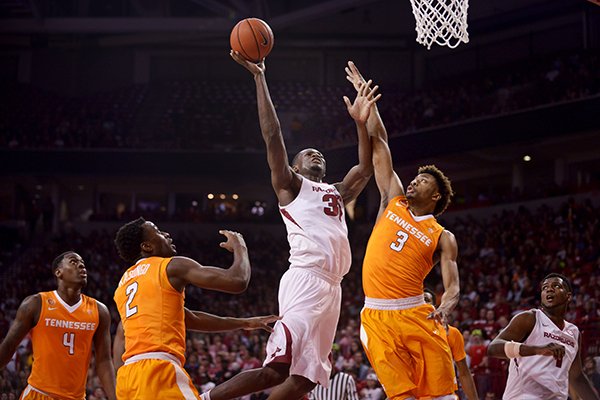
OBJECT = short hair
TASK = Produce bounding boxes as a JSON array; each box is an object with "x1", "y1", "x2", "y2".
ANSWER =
[
  {"x1": 542, "y1": 273, "x2": 572, "y2": 293},
  {"x1": 424, "y1": 287, "x2": 437, "y2": 305},
  {"x1": 52, "y1": 251, "x2": 76, "y2": 272},
  {"x1": 418, "y1": 165, "x2": 454, "y2": 216},
  {"x1": 291, "y1": 151, "x2": 302, "y2": 167},
  {"x1": 114, "y1": 217, "x2": 147, "y2": 264}
]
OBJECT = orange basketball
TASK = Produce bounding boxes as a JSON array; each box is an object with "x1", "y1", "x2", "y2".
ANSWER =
[{"x1": 230, "y1": 18, "x2": 274, "y2": 63}]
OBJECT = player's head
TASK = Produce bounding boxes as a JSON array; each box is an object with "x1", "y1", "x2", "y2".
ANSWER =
[
  {"x1": 540, "y1": 273, "x2": 572, "y2": 311},
  {"x1": 423, "y1": 287, "x2": 436, "y2": 306},
  {"x1": 52, "y1": 251, "x2": 87, "y2": 287},
  {"x1": 115, "y1": 217, "x2": 177, "y2": 264},
  {"x1": 291, "y1": 148, "x2": 326, "y2": 180},
  {"x1": 406, "y1": 165, "x2": 453, "y2": 216}
]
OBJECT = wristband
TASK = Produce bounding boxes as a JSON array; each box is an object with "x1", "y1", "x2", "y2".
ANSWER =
[{"x1": 504, "y1": 341, "x2": 522, "y2": 358}]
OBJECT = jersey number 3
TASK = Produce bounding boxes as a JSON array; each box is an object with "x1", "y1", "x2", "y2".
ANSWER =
[
  {"x1": 323, "y1": 194, "x2": 342, "y2": 218},
  {"x1": 125, "y1": 281, "x2": 139, "y2": 318},
  {"x1": 390, "y1": 230, "x2": 409, "y2": 252}
]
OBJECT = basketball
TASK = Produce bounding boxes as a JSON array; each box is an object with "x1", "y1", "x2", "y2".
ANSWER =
[{"x1": 230, "y1": 18, "x2": 274, "y2": 63}]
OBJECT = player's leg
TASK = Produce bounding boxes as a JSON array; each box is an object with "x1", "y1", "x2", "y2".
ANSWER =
[
  {"x1": 266, "y1": 374, "x2": 316, "y2": 400},
  {"x1": 203, "y1": 363, "x2": 288, "y2": 400},
  {"x1": 404, "y1": 305, "x2": 456, "y2": 399},
  {"x1": 360, "y1": 307, "x2": 419, "y2": 399}
]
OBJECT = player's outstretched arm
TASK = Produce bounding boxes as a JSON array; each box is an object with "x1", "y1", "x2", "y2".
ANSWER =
[
  {"x1": 345, "y1": 62, "x2": 403, "y2": 215},
  {"x1": 167, "y1": 230, "x2": 250, "y2": 294},
  {"x1": 345, "y1": 61, "x2": 388, "y2": 142},
  {"x1": 184, "y1": 308, "x2": 281, "y2": 333},
  {"x1": 456, "y1": 358, "x2": 479, "y2": 400},
  {"x1": 0, "y1": 294, "x2": 39, "y2": 369},
  {"x1": 430, "y1": 230, "x2": 460, "y2": 324},
  {"x1": 569, "y1": 335, "x2": 600, "y2": 399},
  {"x1": 335, "y1": 80, "x2": 380, "y2": 203},
  {"x1": 230, "y1": 51, "x2": 298, "y2": 199},
  {"x1": 93, "y1": 302, "x2": 116, "y2": 400}
]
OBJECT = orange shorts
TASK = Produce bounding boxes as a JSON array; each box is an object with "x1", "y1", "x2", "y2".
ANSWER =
[
  {"x1": 19, "y1": 386, "x2": 57, "y2": 400},
  {"x1": 117, "y1": 353, "x2": 200, "y2": 400},
  {"x1": 360, "y1": 303, "x2": 456, "y2": 399}
]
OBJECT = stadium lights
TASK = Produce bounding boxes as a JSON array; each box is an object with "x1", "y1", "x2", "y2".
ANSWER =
[{"x1": 523, "y1": 155, "x2": 532, "y2": 162}]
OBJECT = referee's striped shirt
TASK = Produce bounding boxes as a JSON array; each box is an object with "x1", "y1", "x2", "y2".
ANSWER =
[{"x1": 308, "y1": 372, "x2": 359, "y2": 400}]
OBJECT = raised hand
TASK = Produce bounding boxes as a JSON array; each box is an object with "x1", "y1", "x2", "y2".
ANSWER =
[
  {"x1": 344, "y1": 80, "x2": 382, "y2": 124},
  {"x1": 218, "y1": 230, "x2": 247, "y2": 253},
  {"x1": 230, "y1": 50, "x2": 265, "y2": 76},
  {"x1": 241, "y1": 315, "x2": 282, "y2": 332},
  {"x1": 345, "y1": 61, "x2": 368, "y2": 92}
]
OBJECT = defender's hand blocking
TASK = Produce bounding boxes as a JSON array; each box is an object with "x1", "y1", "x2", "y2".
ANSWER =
[
  {"x1": 242, "y1": 315, "x2": 282, "y2": 332},
  {"x1": 219, "y1": 230, "x2": 247, "y2": 253},
  {"x1": 344, "y1": 80, "x2": 381, "y2": 124},
  {"x1": 230, "y1": 50, "x2": 265, "y2": 76},
  {"x1": 345, "y1": 61, "x2": 368, "y2": 92}
]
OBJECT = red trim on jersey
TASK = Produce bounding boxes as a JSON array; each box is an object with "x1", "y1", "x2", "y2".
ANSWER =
[{"x1": 280, "y1": 208, "x2": 303, "y2": 230}]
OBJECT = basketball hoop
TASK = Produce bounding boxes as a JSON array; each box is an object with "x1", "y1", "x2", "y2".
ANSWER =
[{"x1": 409, "y1": 0, "x2": 470, "y2": 49}]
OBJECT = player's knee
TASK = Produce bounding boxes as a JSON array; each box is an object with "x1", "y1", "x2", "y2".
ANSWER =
[
  {"x1": 289, "y1": 375, "x2": 316, "y2": 392},
  {"x1": 260, "y1": 364, "x2": 289, "y2": 385}
]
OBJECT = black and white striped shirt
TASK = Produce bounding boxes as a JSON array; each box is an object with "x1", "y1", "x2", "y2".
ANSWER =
[{"x1": 308, "y1": 372, "x2": 359, "y2": 400}]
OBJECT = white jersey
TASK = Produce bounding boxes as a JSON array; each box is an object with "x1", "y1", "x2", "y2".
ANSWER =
[
  {"x1": 279, "y1": 177, "x2": 351, "y2": 278},
  {"x1": 503, "y1": 309, "x2": 580, "y2": 400}
]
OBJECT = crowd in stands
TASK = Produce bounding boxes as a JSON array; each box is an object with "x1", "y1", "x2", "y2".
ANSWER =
[
  {"x1": 1, "y1": 197, "x2": 599, "y2": 398},
  {"x1": 1, "y1": 50, "x2": 598, "y2": 152}
]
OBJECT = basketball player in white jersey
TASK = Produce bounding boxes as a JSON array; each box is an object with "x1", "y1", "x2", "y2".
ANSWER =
[
  {"x1": 487, "y1": 273, "x2": 598, "y2": 400},
  {"x1": 200, "y1": 52, "x2": 380, "y2": 400}
]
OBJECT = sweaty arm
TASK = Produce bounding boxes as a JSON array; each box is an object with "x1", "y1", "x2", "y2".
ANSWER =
[
  {"x1": 93, "y1": 302, "x2": 116, "y2": 400},
  {"x1": 113, "y1": 321, "x2": 124, "y2": 371},
  {"x1": 167, "y1": 230, "x2": 251, "y2": 294},
  {"x1": 569, "y1": 335, "x2": 600, "y2": 399},
  {"x1": 336, "y1": 82, "x2": 378, "y2": 204},
  {"x1": 456, "y1": 358, "x2": 479, "y2": 400},
  {"x1": 184, "y1": 308, "x2": 280, "y2": 333},
  {"x1": 230, "y1": 51, "x2": 299, "y2": 204},
  {"x1": 434, "y1": 230, "x2": 460, "y2": 321},
  {"x1": 0, "y1": 294, "x2": 39, "y2": 369}
]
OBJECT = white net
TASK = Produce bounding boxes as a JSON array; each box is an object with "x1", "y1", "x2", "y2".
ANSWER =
[{"x1": 410, "y1": 0, "x2": 470, "y2": 49}]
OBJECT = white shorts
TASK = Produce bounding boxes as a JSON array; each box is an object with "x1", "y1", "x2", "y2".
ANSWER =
[{"x1": 263, "y1": 267, "x2": 342, "y2": 388}]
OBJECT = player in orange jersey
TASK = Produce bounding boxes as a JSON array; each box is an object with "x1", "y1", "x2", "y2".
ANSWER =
[
  {"x1": 0, "y1": 251, "x2": 116, "y2": 400},
  {"x1": 113, "y1": 218, "x2": 276, "y2": 399},
  {"x1": 346, "y1": 61, "x2": 460, "y2": 400},
  {"x1": 424, "y1": 289, "x2": 479, "y2": 400}
]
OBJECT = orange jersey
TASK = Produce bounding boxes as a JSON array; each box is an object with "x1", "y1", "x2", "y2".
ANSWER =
[
  {"x1": 114, "y1": 257, "x2": 186, "y2": 365},
  {"x1": 447, "y1": 325, "x2": 467, "y2": 362},
  {"x1": 363, "y1": 196, "x2": 444, "y2": 299},
  {"x1": 28, "y1": 291, "x2": 99, "y2": 400}
]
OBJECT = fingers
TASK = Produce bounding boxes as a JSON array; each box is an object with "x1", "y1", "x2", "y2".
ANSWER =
[{"x1": 343, "y1": 96, "x2": 352, "y2": 109}]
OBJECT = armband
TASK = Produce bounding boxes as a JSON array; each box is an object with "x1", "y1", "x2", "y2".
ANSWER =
[{"x1": 504, "y1": 341, "x2": 522, "y2": 359}]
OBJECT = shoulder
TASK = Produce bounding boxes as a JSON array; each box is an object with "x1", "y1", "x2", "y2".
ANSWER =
[
  {"x1": 508, "y1": 309, "x2": 537, "y2": 330},
  {"x1": 21, "y1": 293, "x2": 42, "y2": 310}
]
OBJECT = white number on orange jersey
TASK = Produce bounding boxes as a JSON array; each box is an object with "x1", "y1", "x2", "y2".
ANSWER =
[
  {"x1": 125, "y1": 281, "x2": 139, "y2": 318},
  {"x1": 390, "y1": 230, "x2": 409, "y2": 252},
  {"x1": 63, "y1": 332, "x2": 75, "y2": 355}
]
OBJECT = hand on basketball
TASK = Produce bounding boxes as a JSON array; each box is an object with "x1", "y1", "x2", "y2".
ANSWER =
[
  {"x1": 345, "y1": 61, "x2": 368, "y2": 93},
  {"x1": 536, "y1": 343, "x2": 565, "y2": 367},
  {"x1": 230, "y1": 50, "x2": 265, "y2": 76},
  {"x1": 219, "y1": 230, "x2": 247, "y2": 252},
  {"x1": 343, "y1": 80, "x2": 381, "y2": 124},
  {"x1": 242, "y1": 315, "x2": 282, "y2": 332}
]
